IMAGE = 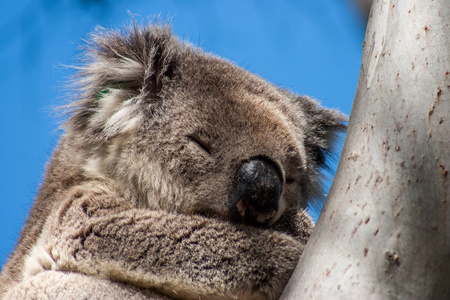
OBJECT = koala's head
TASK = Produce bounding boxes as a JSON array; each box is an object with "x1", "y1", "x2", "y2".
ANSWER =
[{"x1": 66, "y1": 24, "x2": 346, "y2": 226}]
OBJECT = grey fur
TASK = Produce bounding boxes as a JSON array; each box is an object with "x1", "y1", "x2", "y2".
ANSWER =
[{"x1": 0, "y1": 24, "x2": 346, "y2": 299}]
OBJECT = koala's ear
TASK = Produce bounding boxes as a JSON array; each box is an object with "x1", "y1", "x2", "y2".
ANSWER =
[
  {"x1": 296, "y1": 96, "x2": 348, "y2": 166},
  {"x1": 66, "y1": 24, "x2": 179, "y2": 139}
]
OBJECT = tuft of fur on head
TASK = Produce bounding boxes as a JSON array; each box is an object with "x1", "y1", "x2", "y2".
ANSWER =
[{"x1": 64, "y1": 23, "x2": 179, "y2": 141}]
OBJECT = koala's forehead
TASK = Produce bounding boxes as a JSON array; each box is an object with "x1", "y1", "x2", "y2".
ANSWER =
[
  {"x1": 176, "y1": 51, "x2": 268, "y2": 99},
  {"x1": 161, "y1": 51, "x2": 305, "y2": 130}
]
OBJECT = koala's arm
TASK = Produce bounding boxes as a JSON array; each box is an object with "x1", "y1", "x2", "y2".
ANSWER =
[{"x1": 20, "y1": 180, "x2": 307, "y2": 300}]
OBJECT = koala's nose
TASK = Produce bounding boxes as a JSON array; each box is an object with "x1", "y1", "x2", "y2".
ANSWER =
[{"x1": 234, "y1": 157, "x2": 282, "y2": 224}]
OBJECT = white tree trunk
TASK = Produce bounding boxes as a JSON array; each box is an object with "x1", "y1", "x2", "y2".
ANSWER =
[{"x1": 281, "y1": 0, "x2": 450, "y2": 299}]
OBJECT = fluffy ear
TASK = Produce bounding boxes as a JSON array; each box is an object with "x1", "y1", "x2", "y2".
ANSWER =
[
  {"x1": 65, "y1": 24, "x2": 180, "y2": 139},
  {"x1": 296, "y1": 96, "x2": 347, "y2": 167}
]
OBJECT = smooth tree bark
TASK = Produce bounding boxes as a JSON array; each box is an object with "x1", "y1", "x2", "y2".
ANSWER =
[{"x1": 281, "y1": 0, "x2": 449, "y2": 299}]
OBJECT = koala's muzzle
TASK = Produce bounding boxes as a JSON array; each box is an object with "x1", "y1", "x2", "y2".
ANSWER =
[{"x1": 233, "y1": 157, "x2": 282, "y2": 224}]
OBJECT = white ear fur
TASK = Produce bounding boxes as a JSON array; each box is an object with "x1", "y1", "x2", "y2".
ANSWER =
[
  {"x1": 90, "y1": 89, "x2": 143, "y2": 139},
  {"x1": 103, "y1": 100, "x2": 143, "y2": 138},
  {"x1": 85, "y1": 56, "x2": 145, "y2": 139},
  {"x1": 64, "y1": 25, "x2": 178, "y2": 141}
]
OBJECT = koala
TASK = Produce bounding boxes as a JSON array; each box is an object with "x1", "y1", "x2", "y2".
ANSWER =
[{"x1": 0, "y1": 24, "x2": 346, "y2": 300}]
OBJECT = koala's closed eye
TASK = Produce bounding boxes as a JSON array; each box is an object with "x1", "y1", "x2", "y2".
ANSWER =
[{"x1": 187, "y1": 135, "x2": 213, "y2": 155}]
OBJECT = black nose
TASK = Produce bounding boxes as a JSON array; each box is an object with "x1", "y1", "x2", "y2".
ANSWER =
[{"x1": 233, "y1": 157, "x2": 282, "y2": 224}]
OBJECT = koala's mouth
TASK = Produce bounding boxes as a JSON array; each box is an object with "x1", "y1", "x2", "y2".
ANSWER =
[{"x1": 236, "y1": 199, "x2": 277, "y2": 223}]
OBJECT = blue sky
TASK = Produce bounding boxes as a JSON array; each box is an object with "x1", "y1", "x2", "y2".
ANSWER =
[{"x1": 0, "y1": 0, "x2": 365, "y2": 268}]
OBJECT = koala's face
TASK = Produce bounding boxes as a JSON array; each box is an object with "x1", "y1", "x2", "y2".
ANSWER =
[
  {"x1": 69, "y1": 26, "x2": 345, "y2": 227},
  {"x1": 132, "y1": 59, "x2": 310, "y2": 225}
]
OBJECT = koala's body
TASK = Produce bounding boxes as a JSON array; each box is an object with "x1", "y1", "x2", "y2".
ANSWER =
[{"x1": 0, "y1": 24, "x2": 345, "y2": 300}]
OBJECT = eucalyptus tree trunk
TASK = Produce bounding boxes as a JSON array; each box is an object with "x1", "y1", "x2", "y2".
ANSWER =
[{"x1": 281, "y1": 0, "x2": 450, "y2": 299}]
